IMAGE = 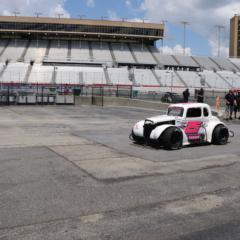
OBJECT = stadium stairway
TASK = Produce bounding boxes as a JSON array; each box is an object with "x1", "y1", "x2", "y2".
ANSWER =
[
  {"x1": 0, "y1": 39, "x2": 11, "y2": 59},
  {"x1": 52, "y1": 68, "x2": 57, "y2": 84},
  {"x1": 104, "y1": 67, "x2": 112, "y2": 85},
  {"x1": 209, "y1": 57, "x2": 223, "y2": 71},
  {"x1": 19, "y1": 39, "x2": 31, "y2": 62},
  {"x1": 0, "y1": 64, "x2": 7, "y2": 78},
  {"x1": 196, "y1": 72, "x2": 212, "y2": 88},
  {"x1": 108, "y1": 43, "x2": 117, "y2": 65},
  {"x1": 190, "y1": 56, "x2": 201, "y2": 68},
  {"x1": 174, "y1": 70, "x2": 187, "y2": 87},
  {"x1": 151, "y1": 69, "x2": 163, "y2": 86},
  {"x1": 88, "y1": 41, "x2": 94, "y2": 60},
  {"x1": 24, "y1": 64, "x2": 33, "y2": 84},
  {"x1": 215, "y1": 72, "x2": 232, "y2": 88},
  {"x1": 127, "y1": 43, "x2": 138, "y2": 64},
  {"x1": 147, "y1": 46, "x2": 163, "y2": 68},
  {"x1": 44, "y1": 40, "x2": 51, "y2": 58},
  {"x1": 171, "y1": 55, "x2": 182, "y2": 66},
  {"x1": 67, "y1": 40, "x2": 72, "y2": 59}
]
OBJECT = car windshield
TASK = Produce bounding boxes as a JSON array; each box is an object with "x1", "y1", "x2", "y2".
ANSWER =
[{"x1": 167, "y1": 107, "x2": 184, "y2": 117}]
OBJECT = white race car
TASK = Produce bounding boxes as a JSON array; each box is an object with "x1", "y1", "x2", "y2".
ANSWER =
[{"x1": 131, "y1": 103, "x2": 230, "y2": 150}]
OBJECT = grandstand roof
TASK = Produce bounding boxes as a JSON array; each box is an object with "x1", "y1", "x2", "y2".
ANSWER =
[{"x1": 0, "y1": 16, "x2": 164, "y2": 42}]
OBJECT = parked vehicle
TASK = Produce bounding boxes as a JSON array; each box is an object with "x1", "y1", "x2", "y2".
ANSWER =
[{"x1": 161, "y1": 92, "x2": 183, "y2": 103}]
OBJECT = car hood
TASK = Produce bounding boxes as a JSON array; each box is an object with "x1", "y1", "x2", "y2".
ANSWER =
[{"x1": 145, "y1": 115, "x2": 176, "y2": 124}]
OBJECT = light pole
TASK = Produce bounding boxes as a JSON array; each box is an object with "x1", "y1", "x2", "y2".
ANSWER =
[
  {"x1": 35, "y1": 12, "x2": 42, "y2": 18},
  {"x1": 215, "y1": 25, "x2": 224, "y2": 57},
  {"x1": 166, "y1": 71, "x2": 174, "y2": 93},
  {"x1": 161, "y1": 20, "x2": 168, "y2": 54},
  {"x1": 56, "y1": 13, "x2": 64, "y2": 19},
  {"x1": 180, "y1": 21, "x2": 190, "y2": 56}
]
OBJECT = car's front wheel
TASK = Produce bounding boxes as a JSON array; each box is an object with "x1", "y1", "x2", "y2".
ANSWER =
[
  {"x1": 160, "y1": 127, "x2": 183, "y2": 150},
  {"x1": 212, "y1": 125, "x2": 229, "y2": 145}
]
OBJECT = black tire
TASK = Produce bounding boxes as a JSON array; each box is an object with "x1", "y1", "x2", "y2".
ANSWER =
[
  {"x1": 212, "y1": 125, "x2": 229, "y2": 145},
  {"x1": 160, "y1": 127, "x2": 183, "y2": 150},
  {"x1": 131, "y1": 130, "x2": 145, "y2": 144}
]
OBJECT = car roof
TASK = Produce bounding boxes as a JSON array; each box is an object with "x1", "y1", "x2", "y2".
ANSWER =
[{"x1": 169, "y1": 103, "x2": 210, "y2": 109}]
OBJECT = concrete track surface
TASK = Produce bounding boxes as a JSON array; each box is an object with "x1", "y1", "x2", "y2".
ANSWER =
[{"x1": 0, "y1": 105, "x2": 240, "y2": 240}]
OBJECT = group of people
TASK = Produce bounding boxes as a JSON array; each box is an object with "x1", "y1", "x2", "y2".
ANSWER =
[
  {"x1": 182, "y1": 88, "x2": 204, "y2": 103},
  {"x1": 225, "y1": 90, "x2": 240, "y2": 120}
]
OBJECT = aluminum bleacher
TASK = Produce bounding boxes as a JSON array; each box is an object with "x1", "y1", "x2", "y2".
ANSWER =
[
  {"x1": 134, "y1": 69, "x2": 160, "y2": 86},
  {"x1": 192, "y1": 56, "x2": 220, "y2": 71},
  {"x1": 174, "y1": 55, "x2": 199, "y2": 68},
  {"x1": 211, "y1": 57, "x2": 240, "y2": 72},
  {"x1": 153, "y1": 53, "x2": 179, "y2": 67},
  {"x1": 177, "y1": 71, "x2": 203, "y2": 88},
  {"x1": 48, "y1": 40, "x2": 68, "y2": 61},
  {"x1": 1, "y1": 63, "x2": 28, "y2": 83},
  {"x1": 24, "y1": 40, "x2": 48, "y2": 63},
  {"x1": 1, "y1": 39, "x2": 28, "y2": 62},
  {"x1": 217, "y1": 71, "x2": 240, "y2": 88},
  {"x1": 111, "y1": 43, "x2": 136, "y2": 64},
  {"x1": 202, "y1": 70, "x2": 230, "y2": 89},
  {"x1": 108, "y1": 68, "x2": 132, "y2": 85},
  {"x1": 154, "y1": 70, "x2": 186, "y2": 88},
  {"x1": 28, "y1": 64, "x2": 54, "y2": 84},
  {"x1": 71, "y1": 40, "x2": 91, "y2": 62},
  {"x1": 91, "y1": 42, "x2": 113, "y2": 63},
  {"x1": 130, "y1": 44, "x2": 156, "y2": 65}
]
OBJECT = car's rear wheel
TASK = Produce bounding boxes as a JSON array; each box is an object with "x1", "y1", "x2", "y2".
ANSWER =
[
  {"x1": 160, "y1": 127, "x2": 183, "y2": 150},
  {"x1": 212, "y1": 125, "x2": 229, "y2": 145}
]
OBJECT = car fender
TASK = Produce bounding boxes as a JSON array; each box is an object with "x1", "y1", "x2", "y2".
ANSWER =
[
  {"x1": 149, "y1": 124, "x2": 174, "y2": 140},
  {"x1": 205, "y1": 120, "x2": 227, "y2": 143},
  {"x1": 132, "y1": 120, "x2": 145, "y2": 137}
]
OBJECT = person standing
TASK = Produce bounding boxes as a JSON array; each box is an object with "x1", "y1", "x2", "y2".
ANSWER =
[
  {"x1": 197, "y1": 88, "x2": 204, "y2": 103},
  {"x1": 183, "y1": 88, "x2": 190, "y2": 102},
  {"x1": 235, "y1": 91, "x2": 240, "y2": 119},
  {"x1": 225, "y1": 90, "x2": 235, "y2": 120}
]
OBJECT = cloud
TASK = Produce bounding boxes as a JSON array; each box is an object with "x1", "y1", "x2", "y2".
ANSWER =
[
  {"x1": 86, "y1": 0, "x2": 95, "y2": 8},
  {"x1": 140, "y1": 0, "x2": 240, "y2": 56},
  {"x1": 126, "y1": 0, "x2": 132, "y2": 7},
  {"x1": 160, "y1": 44, "x2": 192, "y2": 56},
  {"x1": 0, "y1": 0, "x2": 70, "y2": 18}
]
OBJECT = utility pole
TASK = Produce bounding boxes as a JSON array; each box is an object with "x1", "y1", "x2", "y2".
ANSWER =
[
  {"x1": 56, "y1": 13, "x2": 64, "y2": 19},
  {"x1": 35, "y1": 12, "x2": 42, "y2": 18},
  {"x1": 180, "y1": 21, "x2": 190, "y2": 56},
  {"x1": 13, "y1": 11, "x2": 20, "y2": 17},
  {"x1": 78, "y1": 14, "x2": 86, "y2": 19},
  {"x1": 215, "y1": 25, "x2": 224, "y2": 57},
  {"x1": 161, "y1": 20, "x2": 168, "y2": 54}
]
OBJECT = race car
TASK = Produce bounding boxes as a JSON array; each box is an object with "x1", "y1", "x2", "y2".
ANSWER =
[{"x1": 130, "y1": 103, "x2": 230, "y2": 150}]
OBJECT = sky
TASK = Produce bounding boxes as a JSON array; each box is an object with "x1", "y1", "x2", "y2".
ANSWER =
[{"x1": 0, "y1": 0, "x2": 239, "y2": 57}]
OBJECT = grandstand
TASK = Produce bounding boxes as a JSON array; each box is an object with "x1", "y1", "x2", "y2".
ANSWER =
[{"x1": 0, "y1": 15, "x2": 239, "y2": 95}]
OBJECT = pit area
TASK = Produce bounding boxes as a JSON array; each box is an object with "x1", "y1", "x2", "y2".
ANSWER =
[{"x1": 1, "y1": 105, "x2": 240, "y2": 240}]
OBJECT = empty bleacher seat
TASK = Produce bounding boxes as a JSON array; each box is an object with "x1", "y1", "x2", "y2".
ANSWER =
[
  {"x1": 24, "y1": 40, "x2": 48, "y2": 63},
  {"x1": 154, "y1": 70, "x2": 186, "y2": 88},
  {"x1": 130, "y1": 44, "x2": 156, "y2": 64},
  {"x1": 71, "y1": 40, "x2": 91, "y2": 61},
  {"x1": 28, "y1": 64, "x2": 54, "y2": 84},
  {"x1": 134, "y1": 69, "x2": 160, "y2": 86},
  {"x1": 211, "y1": 57, "x2": 239, "y2": 72},
  {"x1": 91, "y1": 42, "x2": 112, "y2": 62},
  {"x1": 48, "y1": 40, "x2": 68, "y2": 60},
  {"x1": 1, "y1": 39, "x2": 28, "y2": 62},
  {"x1": 217, "y1": 71, "x2": 240, "y2": 88},
  {"x1": 1, "y1": 63, "x2": 29, "y2": 83},
  {"x1": 202, "y1": 70, "x2": 230, "y2": 89},
  {"x1": 177, "y1": 71, "x2": 203, "y2": 88},
  {"x1": 56, "y1": 66, "x2": 106, "y2": 85},
  {"x1": 192, "y1": 56, "x2": 220, "y2": 71},
  {"x1": 173, "y1": 55, "x2": 199, "y2": 67},
  {"x1": 111, "y1": 43, "x2": 135, "y2": 64},
  {"x1": 108, "y1": 68, "x2": 132, "y2": 85}
]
